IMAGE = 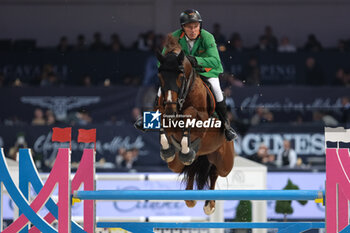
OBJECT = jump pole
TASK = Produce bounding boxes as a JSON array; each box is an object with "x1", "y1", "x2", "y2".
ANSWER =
[{"x1": 74, "y1": 189, "x2": 324, "y2": 201}]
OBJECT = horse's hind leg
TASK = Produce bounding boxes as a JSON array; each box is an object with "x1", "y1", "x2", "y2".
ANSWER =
[
  {"x1": 207, "y1": 141, "x2": 234, "y2": 177},
  {"x1": 204, "y1": 165, "x2": 218, "y2": 215},
  {"x1": 167, "y1": 153, "x2": 184, "y2": 173},
  {"x1": 167, "y1": 155, "x2": 196, "y2": 207},
  {"x1": 184, "y1": 167, "x2": 197, "y2": 208}
]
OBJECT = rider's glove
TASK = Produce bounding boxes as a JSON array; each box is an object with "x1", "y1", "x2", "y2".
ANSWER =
[{"x1": 186, "y1": 55, "x2": 198, "y2": 67}]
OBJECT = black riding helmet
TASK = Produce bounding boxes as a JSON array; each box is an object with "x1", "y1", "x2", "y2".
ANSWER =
[{"x1": 179, "y1": 9, "x2": 202, "y2": 26}]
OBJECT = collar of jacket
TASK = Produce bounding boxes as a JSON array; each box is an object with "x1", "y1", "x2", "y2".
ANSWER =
[{"x1": 179, "y1": 30, "x2": 202, "y2": 56}]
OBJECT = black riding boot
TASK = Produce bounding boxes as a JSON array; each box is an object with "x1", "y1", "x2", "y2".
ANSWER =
[
  {"x1": 134, "y1": 96, "x2": 159, "y2": 132},
  {"x1": 216, "y1": 100, "x2": 238, "y2": 141}
]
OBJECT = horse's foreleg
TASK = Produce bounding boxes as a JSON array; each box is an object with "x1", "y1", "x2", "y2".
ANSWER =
[
  {"x1": 160, "y1": 128, "x2": 176, "y2": 162},
  {"x1": 178, "y1": 130, "x2": 196, "y2": 165},
  {"x1": 204, "y1": 165, "x2": 218, "y2": 215},
  {"x1": 177, "y1": 106, "x2": 206, "y2": 165},
  {"x1": 178, "y1": 105, "x2": 198, "y2": 165}
]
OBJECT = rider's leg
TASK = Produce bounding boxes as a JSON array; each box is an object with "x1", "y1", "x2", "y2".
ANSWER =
[
  {"x1": 207, "y1": 77, "x2": 237, "y2": 141},
  {"x1": 134, "y1": 87, "x2": 161, "y2": 131}
]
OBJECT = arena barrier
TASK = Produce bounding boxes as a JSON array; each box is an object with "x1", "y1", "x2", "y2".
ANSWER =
[{"x1": 0, "y1": 127, "x2": 349, "y2": 233}]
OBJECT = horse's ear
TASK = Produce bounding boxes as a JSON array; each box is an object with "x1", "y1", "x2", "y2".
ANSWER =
[
  {"x1": 177, "y1": 50, "x2": 185, "y2": 63},
  {"x1": 156, "y1": 50, "x2": 164, "y2": 64}
]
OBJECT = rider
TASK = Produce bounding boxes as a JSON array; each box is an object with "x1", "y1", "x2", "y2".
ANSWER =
[{"x1": 135, "y1": 9, "x2": 237, "y2": 141}]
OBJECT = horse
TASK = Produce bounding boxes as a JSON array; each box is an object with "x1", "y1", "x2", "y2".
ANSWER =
[{"x1": 156, "y1": 35, "x2": 235, "y2": 215}]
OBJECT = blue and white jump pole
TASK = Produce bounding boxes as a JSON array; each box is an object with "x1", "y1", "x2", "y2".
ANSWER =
[{"x1": 74, "y1": 189, "x2": 324, "y2": 201}]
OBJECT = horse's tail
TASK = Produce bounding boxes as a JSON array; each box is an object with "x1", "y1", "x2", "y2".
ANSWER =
[{"x1": 181, "y1": 156, "x2": 212, "y2": 190}]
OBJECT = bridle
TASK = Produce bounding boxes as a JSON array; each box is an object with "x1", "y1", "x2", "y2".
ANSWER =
[{"x1": 159, "y1": 52, "x2": 196, "y2": 112}]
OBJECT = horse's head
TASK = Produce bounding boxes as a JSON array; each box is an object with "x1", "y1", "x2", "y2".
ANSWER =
[{"x1": 157, "y1": 36, "x2": 194, "y2": 116}]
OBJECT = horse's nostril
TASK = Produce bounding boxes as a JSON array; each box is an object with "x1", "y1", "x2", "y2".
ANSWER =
[{"x1": 165, "y1": 105, "x2": 178, "y2": 115}]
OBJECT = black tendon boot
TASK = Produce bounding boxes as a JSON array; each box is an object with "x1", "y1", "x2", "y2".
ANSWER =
[
  {"x1": 134, "y1": 95, "x2": 159, "y2": 132},
  {"x1": 216, "y1": 100, "x2": 238, "y2": 141}
]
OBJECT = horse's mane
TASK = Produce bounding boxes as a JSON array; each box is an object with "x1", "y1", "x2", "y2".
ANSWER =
[{"x1": 164, "y1": 34, "x2": 182, "y2": 55}]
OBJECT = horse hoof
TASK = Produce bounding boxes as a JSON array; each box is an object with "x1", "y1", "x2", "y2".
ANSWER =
[
  {"x1": 204, "y1": 200, "x2": 216, "y2": 215},
  {"x1": 179, "y1": 149, "x2": 196, "y2": 165},
  {"x1": 160, "y1": 144, "x2": 175, "y2": 162},
  {"x1": 185, "y1": 200, "x2": 197, "y2": 208}
]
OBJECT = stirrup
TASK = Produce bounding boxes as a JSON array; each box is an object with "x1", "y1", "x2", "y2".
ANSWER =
[
  {"x1": 134, "y1": 116, "x2": 147, "y2": 132},
  {"x1": 224, "y1": 122, "x2": 238, "y2": 141},
  {"x1": 224, "y1": 128, "x2": 238, "y2": 141}
]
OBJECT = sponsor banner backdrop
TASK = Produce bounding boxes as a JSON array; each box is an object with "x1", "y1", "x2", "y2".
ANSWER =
[
  {"x1": 0, "y1": 125, "x2": 162, "y2": 171},
  {"x1": 0, "y1": 123, "x2": 324, "y2": 168},
  {"x1": 0, "y1": 86, "x2": 348, "y2": 124},
  {"x1": 0, "y1": 86, "x2": 139, "y2": 123},
  {"x1": 234, "y1": 124, "x2": 325, "y2": 157}
]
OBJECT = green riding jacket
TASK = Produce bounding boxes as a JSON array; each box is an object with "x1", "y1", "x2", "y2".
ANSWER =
[{"x1": 162, "y1": 29, "x2": 224, "y2": 78}]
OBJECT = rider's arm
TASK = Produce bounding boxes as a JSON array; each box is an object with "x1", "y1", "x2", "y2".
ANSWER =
[{"x1": 194, "y1": 33, "x2": 222, "y2": 69}]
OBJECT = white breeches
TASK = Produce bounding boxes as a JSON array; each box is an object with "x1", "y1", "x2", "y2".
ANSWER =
[{"x1": 207, "y1": 77, "x2": 224, "y2": 102}]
